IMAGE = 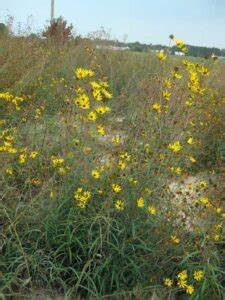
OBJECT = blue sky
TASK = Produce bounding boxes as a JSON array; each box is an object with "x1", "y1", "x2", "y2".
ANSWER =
[{"x1": 1, "y1": 0, "x2": 225, "y2": 48}]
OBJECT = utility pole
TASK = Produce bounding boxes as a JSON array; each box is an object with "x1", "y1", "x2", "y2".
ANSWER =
[{"x1": 51, "y1": 0, "x2": 55, "y2": 22}]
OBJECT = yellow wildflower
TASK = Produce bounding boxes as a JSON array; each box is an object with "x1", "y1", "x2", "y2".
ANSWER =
[
  {"x1": 148, "y1": 205, "x2": 156, "y2": 215},
  {"x1": 88, "y1": 111, "x2": 97, "y2": 121},
  {"x1": 177, "y1": 270, "x2": 188, "y2": 281},
  {"x1": 111, "y1": 136, "x2": 121, "y2": 144},
  {"x1": 186, "y1": 285, "x2": 195, "y2": 295},
  {"x1": 164, "y1": 79, "x2": 172, "y2": 89},
  {"x1": 171, "y1": 235, "x2": 180, "y2": 244},
  {"x1": 193, "y1": 270, "x2": 203, "y2": 282},
  {"x1": 83, "y1": 146, "x2": 91, "y2": 153},
  {"x1": 171, "y1": 166, "x2": 182, "y2": 175},
  {"x1": 172, "y1": 71, "x2": 182, "y2": 79},
  {"x1": 5, "y1": 135, "x2": 14, "y2": 141},
  {"x1": 19, "y1": 153, "x2": 26, "y2": 164},
  {"x1": 5, "y1": 168, "x2": 13, "y2": 175},
  {"x1": 58, "y1": 167, "x2": 66, "y2": 174},
  {"x1": 163, "y1": 90, "x2": 171, "y2": 100},
  {"x1": 189, "y1": 156, "x2": 196, "y2": 163},
  {"x1": 98, "y1": 188, "x2": 104, "y2": 194},
  {"x1": 118, "y1": 160, "x2": 126, "y2": 170},
  {"x1": 74, "y1": 94, "x2": 90, "y2": 109},
  {"x1": 198, "y1": 181, "x2": 207, "y2": 188},
  {"x1": 137, "y1": 197, "x2": 144, "y2": 208},
  {"x1": 164, "y1": 278, "x2": 173, "y2": 287},
  {"x1": 145, "y1": 188, "x2": 152, "y2": 195},
  {"x1": 145, "y1": 143, "x2": 150, "y2": 154},
  {"x1": 152, "y1": 103, "x2": 162, "y2": 113},
  {"x1": 198, "y1": 66, "x2": 209, "y2": 76},
  {"x1": 31, "y1": 177, "x2": 41, "y2": 185},
  {"x1": 73, "y1": 139, "x2": 80, "y2": 146},
  {"x1": 129, "y1": 178, "x2": 138, "y2": 184},
  {"x1": 215, "y1": 207, "x2": 222, "y2": 214},
  {"x1": 112, "y1": 184, "x2": 122, "y2": 193},
  {"x1": 213, "y1": 233, "x2": 220, "y2": 241},
  {"x1": 91, "y1": 170, "x2": 100, "y2": 179},
  {"x1": 177, "y1": 279, "x2": 187, "y2": 289},
  {"x1": 115, "y1": 200, "x2": 125, "y2": 211},
  {"x1": 157, "y1": 50, "x2": 167, "y2": 61},
  {"x1": 168, "y1": 141, "x2": 182, "y2": 153},
  {"x1": 30, "y1": 151, "x2": 38, "y2": 159},
  {"x1": 97, "y1": 125, "x2": 105, "y2": 135},
  {"x1": 95, "y1": 106, "x2": 111, "y2": 114},
  {"x1": 51, "y1": 157, "x2": 64, "y2": 167},
  {"x1": 120, "y1": 153, "x2": 131, "y2": 161},
  {"x1": 187, "y1": 137, "x2": 194, "y2": 144},
  {"x1": 7, "y1": 147, "x2": 17, "y2": 154},
  {"x1": 74, "y1": 187, "x2": 91, "y2": 209},
  {"x1": 173, "y1": 37, "x2": 187, "y2": 52},
  {"x1": 76, "y1": 68, "x2": 94, "y2": 79}
]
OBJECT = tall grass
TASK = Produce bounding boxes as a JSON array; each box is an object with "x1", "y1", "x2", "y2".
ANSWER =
[{"x1": 0, "y1": 31, "x2": 224, "y2": 299}]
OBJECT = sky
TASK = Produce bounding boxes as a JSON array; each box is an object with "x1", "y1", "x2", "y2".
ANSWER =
[{"x1": 0, "y1": 0, "x2": 225, "y2": 48}]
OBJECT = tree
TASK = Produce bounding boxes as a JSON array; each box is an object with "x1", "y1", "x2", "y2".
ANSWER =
[
  {"x1": 42, "y1": 17, "x2": 73, "y2": 43},
  {"x1": 0, "y1": 23, "x2": 9, "y2": 36}
]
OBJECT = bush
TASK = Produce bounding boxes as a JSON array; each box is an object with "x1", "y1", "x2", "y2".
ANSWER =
[{"x1": 43, "y1": 17, "x2": 73, "y2": 43}]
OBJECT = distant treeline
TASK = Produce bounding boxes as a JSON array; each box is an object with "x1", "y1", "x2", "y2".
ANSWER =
[
  {"x1": 98, "y1": 38, "x2": 225, "y2": 57},
  {"x1": 1, "y1": 20, "x2": 224, "y2": 58},
  {"x1": 117, "y1": 41, "x2": 225, "y2": 57}
]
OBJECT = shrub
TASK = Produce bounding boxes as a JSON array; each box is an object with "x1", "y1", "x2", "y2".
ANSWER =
[{"x1": 43, "y1": 17, "x2": 73, "y2": 43}]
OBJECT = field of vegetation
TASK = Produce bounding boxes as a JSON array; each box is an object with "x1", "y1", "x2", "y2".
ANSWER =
[{"x1": 0, "y1": 20, "x2": 225, "y2": 299}]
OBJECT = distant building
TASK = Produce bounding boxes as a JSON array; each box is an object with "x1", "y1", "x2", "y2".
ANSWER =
[
  {"x1": 174, "y1": 51, "x2": 185, "y2": 56},
  {"x1": 96, "y1": 45, "x2": 130, "y2": 51},
  {"x1": 149, "y1": 49, "x2": 171, "y2": 54}
]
